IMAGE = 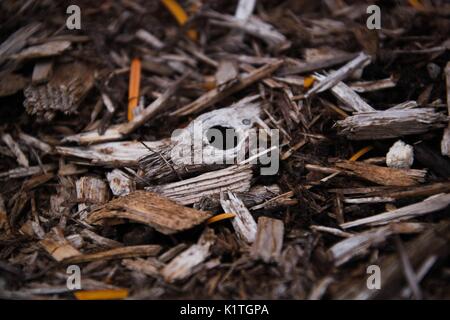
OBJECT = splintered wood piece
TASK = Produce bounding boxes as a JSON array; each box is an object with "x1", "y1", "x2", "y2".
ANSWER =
[
  {"x1": 56, "y1": 140, "x2": 167, "y2": 167},
  {"x1": 326, "y1": 81, "x2": 376, "y2": 112},
  {"x1": 63, "y1": 75, "x2": 183, "y2": 144},
  {"x1": 106, "y1": 169, "x2": 135, "y2": 196},
  {"x1": 171, "y1": 60, "x2": 282, "y2": 116},
  {"x1": 1, "y1": 133, "x2": 29, "y2": 167},
  {"x1": 80, "y1": 229, "x2": 123, "y2": 249},
  {"x1": 147, "y1": 165, "x2": 253, "y2": 205},
  {"x1": 86, "y1": 191, "x2": 212, "y2": 235},
  {"x1": 330, "y1": 223, "x2": 424, "y2": 266},
  {"x1": 0, "y1": 73, "x2": 28, "y2": 97},
  {"x1": 307, "y1": 52, "x2": 371, "y2": 96},
  {"x1": 9, "y1": 40, "x2": 71, "y2": 60},
  {"x1": 0, "y1": 164, "x2": 56, "y2": 179},
  {"x1": 24, "y1": 62, "x2": 95, "y2": 122},
  {"x1": 206, "y1": 11, "x2": 289, "y2": 49},
  {"x1": 341, "y1": 193, "x2": 450, "y2": 229},
  {"x1": 31, "y1": 60, "x2": 53, "y2": 85},
  {"x1": 18, "y1": 132, "x2": 52, "y2": 154},
  {"x1": 334, "y1": 221, "x2": 450, "y2": 299},
  {"x1": 337, "y1": 109, "x2": 447, "y2": 140},
  {"x1": 39, "y1": 227, "x2": 81, "y2": 262},
  {"x1": 349, "y1": 76, "x2": 397, "y2": 93},
  {"x1": 75, "y1": 176, "x2": 110, "y2": 213},
  {"x1": 251, "y1": 217, "x2": 284, "y2": 263},
  {"x1": 235, "y1": 0, "x2": 256, "y2": 20},
  {"x1": 62, "y1": 245, "x2": 162, "y2": 264},
  {"x1": 161, "y1": 228, "x2": 215, "y2": 283},
  {"x1": 441, "y1": 62, "x2": 450, "y2": 157},
  {"x1": 220, "y1": 191, "x2": 257, "y2": 244},
  {"x1": 335, "y1": 160, "x2": 426, "y2": 187},
  {"x1": 0, "y1": 23, "x2": 41, "y2": 64},
  {"x1": 122, "y1": 258, "x2": 161, "y2": 277},
  {"x1": 135, "y1": 29, "x2": 163, "y2": 49}
]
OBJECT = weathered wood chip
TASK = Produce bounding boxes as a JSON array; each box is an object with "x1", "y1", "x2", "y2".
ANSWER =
[
  {"x1": 336, "y1": 160, "x2": 426, "y2": 187},
  {"x1": 40, "y1": 227, "x2": 81, "y2": 262},
  {"x1": 161, "y1": 228, "x2": 215, "y2": 283},
  {"x1": 330, "y1": 223, "x2": 424, "y2": 266},
  {"x1": 24, "y1": 62, "x2": 95, "y2": 122},
  {"x1": 251, "y1": 216, "x2": 284, "y2": 263},
  {"x1": 10, "y1": 41, "x2": 71, "y2": 60},
  {"x1": 337, "y1": 109, "x2": 448, "y2": 140},
  {"x1": 86, "y1": 191, "x2": 212, "y2": 235},
  {"x1": 220, "y1": 191, "x2": 257, "y2": 243},
  {"x1": 76, "y1": 176, "x2": 110, "y2": 214},
  {"x1": 62, "y1": 245, "x2": 162, "y2": 264},
  {"x1": 341, "y1": 193, "x2": 450, "y2": 229}
]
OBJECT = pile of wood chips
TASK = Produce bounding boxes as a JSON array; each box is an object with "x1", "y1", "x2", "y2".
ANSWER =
[{"x1": 0, "y1": 0, "x2": 450, "y2": 299}]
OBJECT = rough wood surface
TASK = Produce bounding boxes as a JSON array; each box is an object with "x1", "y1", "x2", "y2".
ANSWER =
[
  {"x1": 87, "y1": 191, "x2": 212, "y2": 235},
  {"x1": 24, "y1": 62, "x2": 95, "y2": 122},
  {"x1": 307, "y1": 52, "x2": 371, "y2": 96},
  {"x1": 62, "y1": 245, "x2": 162, "y2": 264},
  {"x1": 330, "y1": 223, "x2": 424, "y2": 266},
  {"x1": 337, "y1": 109, "x2": 448, "y2": 140},
  {"x1": 220, "y1": 191, "x2": 257, "y2": 244},
  {"x1": 75, "y1": 176, "x2": 110, "y2": 213},
  {"x1": 341, "y1": 193, "x2": 450, "y2": 229},
  {"x1": 147, "y1": 165, "x2": 253, "y2": 205},
  {"x1": 161, "y1": 229, "x2": 215, "y2": 283},
  {"x1": 251, "y1": 216, "x2": 284, "y2": 263},
  {"x1": 10, "y1": 41, "x2": 71, "y2": 61},
  {"x1": 335, "y1": 160, "x2": 426, "y2": 187},
  {"x1": 56, "y1": 140, "x2": 167, "y2": 167},
  {"x1": 39, "y1": 227, "x2": 81, "y2": 262}
]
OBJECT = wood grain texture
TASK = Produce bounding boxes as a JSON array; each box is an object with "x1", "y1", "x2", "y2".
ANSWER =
[{"x1": 87, "y1": 191, "x2": 212, "y2": 235}]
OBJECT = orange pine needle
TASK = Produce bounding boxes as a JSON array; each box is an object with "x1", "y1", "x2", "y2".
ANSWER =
[
  {"x1": 161, "y1": 0, "x2": 198, "y2": 41},
  {"x1": 349, "y1": 146, "x2": 374, "y2": 161},
  {"x1": 74, "y1": 289, "x2": 129, "y2": 300},
  {"x1": 408, "y1": 0, "x2": 426, "y2": 11},
  {"x1": 304, "y1": 76, "x2": 315, "y2": 89},
  {"x1": 128, "y1": 58, "x2": 141, "y2": 121},
  {"x1": 207, "y1": 213, "x2": 236, "y2": 225}
]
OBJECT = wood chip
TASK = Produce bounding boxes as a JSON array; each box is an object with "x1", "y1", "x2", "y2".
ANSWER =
[
  {"x1": 62, "y1": 245, "x2": 162, "y2": 264},
  {"x1": 75, "y1": 176, "x2": 110, "y2": 213},
  {"x1": 330, "y1": 223, "x2": 424, "y2": 266},
  {"x1": 147, "y1": 164, "x2": 252, "y2": 205},
  {"x1": 1, "y1": 133, "x2": 29, "y2": 167},
  {"x1": 220, "y1": 191, "x2": 257, "y2": 244},
  {"x1": 335, "y1": 160, "x2": 426, "y2": 187},
  {"x1": 10, "y1": 41, "x2": 71, "y2": 60},
  {"x1": 341, "y1": 193, "x2": 450, "y2": 229},
  {"x1": 87, "y1": 191, "x2": 212, "y2": 235},
  {"x1": 24, "y1": 62, "x2": 95, "y2": 122},
  {"x1": 161, "y1": 228, "x2": 215, "y2": 283},
  {"x1": 40, "y1": 227, "x2": 81, "y2": 262},
  {"x1": 251, "y1": 216, "x2": 284, "y2": 263},
  {"x1": 337, "y1": 109, "x2": 447, "y2": 140}
]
